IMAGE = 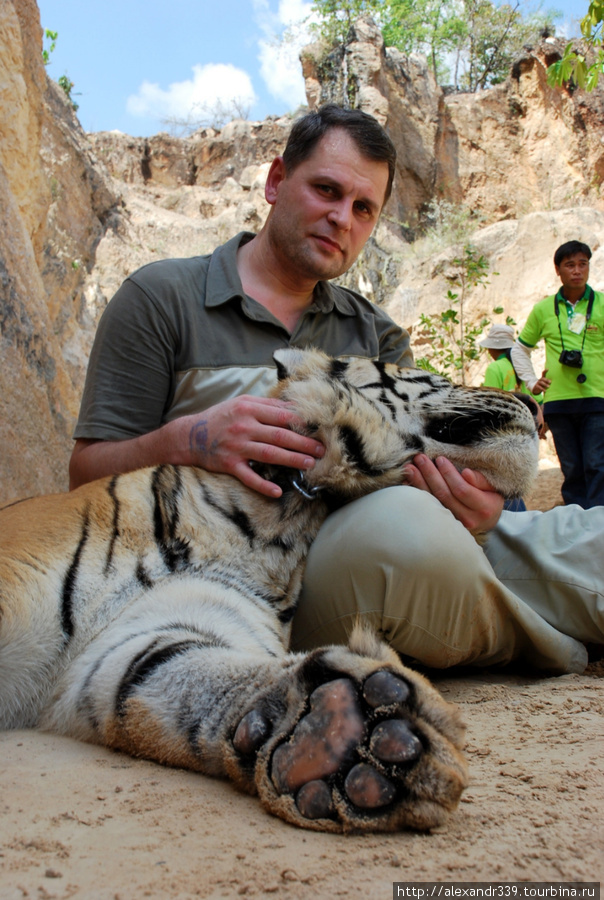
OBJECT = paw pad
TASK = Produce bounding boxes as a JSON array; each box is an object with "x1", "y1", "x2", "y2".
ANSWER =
[
  {"x1": 363, "y1": 670, "x2": 410, "y2": 707},
  {"x1": 271, "y1": 678, "x2": 363, "y2": 792},
  {"x1": 370, "y1": 720, "x2": 422, "y2": 763},
  {"x1": 295, "y1": 779, "x2": 334, "y2": 819},
  {"x1": 344, "y1": 763, "x2": 396, "y2": 808},
  {"x1": 268, "y1": 671, "x2": 421, "y2": 820},
  {"x1": 233, "y1": 708, "x2": 271, "y2": 755}
]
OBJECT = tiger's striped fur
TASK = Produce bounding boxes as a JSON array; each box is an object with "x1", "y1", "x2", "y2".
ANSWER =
[{"x1": 0, "y1": 348, "x2": 538, "y2": 833}]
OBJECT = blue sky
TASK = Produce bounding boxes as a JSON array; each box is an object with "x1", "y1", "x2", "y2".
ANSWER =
[{"x1": 37, "y1": 0, "x2": 585, "y2": 138}]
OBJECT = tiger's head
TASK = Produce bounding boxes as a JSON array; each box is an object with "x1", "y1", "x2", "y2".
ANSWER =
[{"x1": 272, "y1": 347, "x2": 538, "y2": 502}]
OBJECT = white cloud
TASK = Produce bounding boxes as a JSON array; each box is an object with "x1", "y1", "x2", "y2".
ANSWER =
[
  {"x1": 126, "y1": 63, "x2": 257, "y2": 121},
  {"x1": 253, "y1": 0, "x2": 314, "y2": 107}
]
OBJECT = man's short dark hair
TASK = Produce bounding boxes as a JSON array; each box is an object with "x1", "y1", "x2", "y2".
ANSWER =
[
  {"x1": 282, "y1": 104, "x2": 397, "y2": 204},
  {"x1": 554, "y1": 240, "x2": 592, "y2": 267}
]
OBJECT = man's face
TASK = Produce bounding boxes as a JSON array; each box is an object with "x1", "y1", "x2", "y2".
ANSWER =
[
  {"x1": 555, "y1": 252, "x2": 590, "y2": 294},
  {"x1": 264, "y1": 128, "x2": 390, "y2": 285}
]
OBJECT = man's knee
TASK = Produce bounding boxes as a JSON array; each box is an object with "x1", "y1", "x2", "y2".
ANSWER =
[
  {"x1": 292, "y1": 487, "x2": 488, "y2": 653},
  {"x1": 310, "y1": 486, "x2": 479, "y2": 581}
]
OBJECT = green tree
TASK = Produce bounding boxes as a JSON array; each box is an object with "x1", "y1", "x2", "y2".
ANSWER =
[
  {"x1": 311, "y1": 0, "x2": 558, "y2": 89},
  {"x1": 547, "y1": 1, "x2": 604, "y2": 91},
  {"x1": 458, "y1": 0, "x2": 525, "y2": 89},
  {"x1": 441, "y1": 0, "x2": 557, "y2": 89},
  {"x1": 381, "y1": 0, "x2": 464, "y2": 81},
  {"x1": 413, "y1": 244, "x2": 496, "y2": 384},
  {"x1": 310, "y1": 0, "x2": 383, "y2": 46}
]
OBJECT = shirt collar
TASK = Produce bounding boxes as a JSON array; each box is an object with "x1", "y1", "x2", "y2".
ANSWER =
[
  {"x1": 205, "y1": 231, "x2": 254, "y2": 307},
  {"x1": 556, "y1": 284, "x2": 594, "y2": 311},
  {"x1": 205, "y1": 231, "x2": 358, "y2": 317}
]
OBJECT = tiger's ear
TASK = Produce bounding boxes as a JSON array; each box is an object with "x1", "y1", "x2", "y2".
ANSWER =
[
  {"x1": 273, "y1": 348, "x2": 295, "y2": 382},
  {"x1": 273, "y1": 347, "x2": 328, "y2": 382}
]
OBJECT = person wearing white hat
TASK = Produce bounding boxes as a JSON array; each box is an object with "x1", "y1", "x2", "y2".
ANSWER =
[
  {"x1": 479, "y1": 324, "x2": 543, "y2": 511},
  {"x1": 480, "y1": 324, "x2": 541, "y2": 399}
]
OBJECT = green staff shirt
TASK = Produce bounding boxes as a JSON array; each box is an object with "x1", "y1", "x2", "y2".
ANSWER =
[
  {"x1": 517, "y1": 285, "x2": 604, "y2": 414},
  {"x1": 482, "y1": 354, "x2": 542, "y2": 402}
]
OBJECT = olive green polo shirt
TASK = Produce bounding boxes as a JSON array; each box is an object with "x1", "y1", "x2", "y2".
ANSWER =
[{"x1": 75, "y1": 232, "x2": 413, "y2": 440}]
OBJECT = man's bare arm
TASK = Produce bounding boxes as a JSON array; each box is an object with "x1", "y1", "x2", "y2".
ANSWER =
[{"x1": 69, "y1": 396, "x2": 325, "y2": 498}]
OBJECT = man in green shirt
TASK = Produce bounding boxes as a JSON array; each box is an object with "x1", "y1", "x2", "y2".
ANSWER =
[
  {"x1": 511, "y1": 241, "x2": 604, "y2": 508},
  {"x1": 68, "y1": 107, "x2": 603, "y2": 673}
]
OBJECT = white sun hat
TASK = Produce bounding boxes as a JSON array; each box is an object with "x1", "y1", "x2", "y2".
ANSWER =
[{"x1": 479, "y1": 323, "x2": 516, "y2": 350}]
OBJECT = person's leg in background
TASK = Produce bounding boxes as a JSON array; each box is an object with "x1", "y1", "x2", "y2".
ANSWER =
[
  {"x1": 482, "y1": 503, "x2": 604, "y2": 648},
  {"x1": 545, "y1": 412, "x2": 586, "y2": 507},
  {"x1": 580, "y1": 410, "x2": 604, "y2": 508},
  {"x1": 503, "y1": 497, "x2": 527, "y2": 512}
]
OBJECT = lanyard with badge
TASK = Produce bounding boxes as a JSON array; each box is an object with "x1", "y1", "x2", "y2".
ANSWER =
[{"x1": 554, "y1": 288, "x2": 594, "y2": 384}]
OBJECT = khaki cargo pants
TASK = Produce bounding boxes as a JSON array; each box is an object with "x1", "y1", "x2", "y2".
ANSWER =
[{"x1": 291, "y1": 487, "x2": 604, "y2": 674}]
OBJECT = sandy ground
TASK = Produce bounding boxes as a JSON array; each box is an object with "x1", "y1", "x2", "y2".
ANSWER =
[{"x1": 1, "y1": 457, "x2": 603, "y2": 898}]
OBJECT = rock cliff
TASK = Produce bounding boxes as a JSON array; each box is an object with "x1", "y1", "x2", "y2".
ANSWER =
[
  {"x1": 1, "y1": 0, "x2": 603, "y2": 504},
  {"x1": 302, "y1": 18, "x2": 604, "y2": 228},
  {"x1": 1, "y1": 0, "x2": 118, "y2": 500}
]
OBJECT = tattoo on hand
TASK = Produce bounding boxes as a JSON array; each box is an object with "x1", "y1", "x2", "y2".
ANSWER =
[{"x1": 190, "y1": 419, "x2": 212, "y2": 460}]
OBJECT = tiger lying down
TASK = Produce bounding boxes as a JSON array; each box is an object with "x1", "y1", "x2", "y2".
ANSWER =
[{"x1": 0, "y1": 348, "x2": 539, "y2": 834}]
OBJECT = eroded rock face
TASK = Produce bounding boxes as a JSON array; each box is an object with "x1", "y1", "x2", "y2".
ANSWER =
[
  {"x1": 302, "y1": 18, "x2": 604, "y2": 231},
  {"x1": 0, "y1": 0, "x2": 120, "y2": 503},
  {"x1": 1, "y1": 0, "x2": 74, "y2": 501},
  {"x1": 89, "y1": 117, "x2": 291, "y2": 189},
  {"x1": 1, "y1": 2, "x2": 604, "y2": 504}
]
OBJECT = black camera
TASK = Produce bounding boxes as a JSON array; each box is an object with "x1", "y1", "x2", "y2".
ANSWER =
[{"x1": 559, "y1": 349, "x2": 584, "y2": 368}]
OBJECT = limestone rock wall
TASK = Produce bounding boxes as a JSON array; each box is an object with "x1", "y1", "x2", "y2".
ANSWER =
[
  {"x1": 89, "y1": 117, "x2": 291, "y2": 188},
  {"x1": 0, "y1": 0, "x2": 119, "y2": 503},
  {"x1": 1, "y1": 0, "x2": 71, "y2": 501}
]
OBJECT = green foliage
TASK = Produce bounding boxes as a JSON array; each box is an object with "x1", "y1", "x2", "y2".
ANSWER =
[
  {"x1": 42, "y1": 28, "x2": 80, "y2": 111},
  {"x1": 380, "y1": 0, "x2": 464, "y2": 81},
  {"x1": 310, "y1": 0, "x2": 383, "y2": 45},
  {"x1": 310, "y1": 0, "x2": 559, "y2": 90},
  {"x1": 58, "y1": 75, "x2": 80, "y2": 111},
  {"x1": 57, "y1": 74, "x2": 80, "y2": 111},
  {"x1": 453, "y1": 0, "x2": 557, "y2": 90},
  {"x1": 547, "y1": 1, "x2": 604, "y2": 91},
  {"x1": 413, "y1": 244, "x2": 496, "y2": 384},
  {"x1": 42, "y1": 29, "x2": 58, "y2": 65}
]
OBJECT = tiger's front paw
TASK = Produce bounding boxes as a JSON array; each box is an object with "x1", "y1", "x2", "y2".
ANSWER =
[{"x1": 236, "y1": 643, "x2": 468, "y2": 833}]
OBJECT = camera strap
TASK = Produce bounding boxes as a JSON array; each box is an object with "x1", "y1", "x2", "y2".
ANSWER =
[
  {"x1": 554, "y1": 288, "x2": 594, "y2": 355},
  {"x1": 502, "y1": 348, "x2": 523, "y2": 390}
]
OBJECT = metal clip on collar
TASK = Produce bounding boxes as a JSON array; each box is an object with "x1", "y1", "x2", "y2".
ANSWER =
[{"x1": 290, "y1": 470, "x2": 322, "y2": 501}]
